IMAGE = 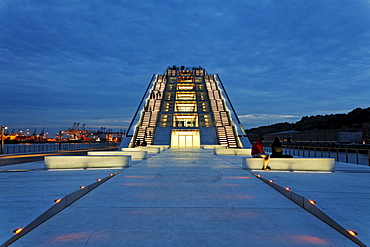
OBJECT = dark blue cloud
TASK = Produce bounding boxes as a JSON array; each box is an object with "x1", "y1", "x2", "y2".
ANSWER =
[{"x1": 1, "y1": 0, "x2": 370, "y2": 134}]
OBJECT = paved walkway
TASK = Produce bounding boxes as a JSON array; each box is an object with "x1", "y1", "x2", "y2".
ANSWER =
[{"x1": 1, "y1": 148, "x2": 368, "y2": 246}]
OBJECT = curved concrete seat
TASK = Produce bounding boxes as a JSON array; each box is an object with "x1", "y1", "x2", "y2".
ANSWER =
[
  {"x1": 121, "y1": 147, "x2": 161, "y2": 154},
  {"x1": 88, "y1": 151, "x2": 147, "y2": 160},
  {"x1": 242, "y1": 157, "x2": 335, "y2": 172},
  {"x1": 45, "y1": 156, "x2": 131, "y2": 169},
  {"x1": 215, "y1": 148, "x2": 252, "y2": 156}
]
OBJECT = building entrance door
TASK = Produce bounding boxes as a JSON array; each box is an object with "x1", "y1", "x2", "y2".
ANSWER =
[{"x1": 171, "y1": 130, "x2": 200, "y2": 148}]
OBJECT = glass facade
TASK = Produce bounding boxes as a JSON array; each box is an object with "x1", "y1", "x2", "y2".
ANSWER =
[{"x1": 157, "y1": 67, "x2": 211, "y2": 129}]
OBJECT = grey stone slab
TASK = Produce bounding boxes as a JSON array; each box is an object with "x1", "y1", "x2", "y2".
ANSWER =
[
  {"x1": 5, "y1": 149, "x2": 358, "y2": 246},
  {"x1": 255, "y1": 162, "x2": 370, "y2": 245},
  {"x1": 0, "y1": 166, "x2": 122, "y2": 244},
  {"x1": 11, "y1": 207, "x2": 355, "y2": 247}
]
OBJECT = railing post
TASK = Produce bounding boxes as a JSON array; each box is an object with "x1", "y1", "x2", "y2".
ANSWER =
[
  {"x1": 336, "y1": 148, "x2": 339, "y2": 162},
  {"x1": 356, "y1": 149, "x2": 359, "y2": 165},
  {"x1": 58, "y1": 130, "x2": 62, "y2": 151},
  {"x1": 368, "y1": 150, "x2": 370, "y2": 166},
  {"x1": 346, "y1": 149, "x2": 348, "y2": 163}
]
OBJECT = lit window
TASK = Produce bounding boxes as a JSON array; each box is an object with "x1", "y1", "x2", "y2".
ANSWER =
[
  {"x1": 178, "y1": 70, "x2": 194, "y2": 76},
  {"x1": 177, "y1": 84, "x2": 195, "y2": 90},
  {"x1": 175, "y1": 102, "x2": 197, "y2": 112},
  {"x1": 178, "y1": 76, "x2": 194, "y2": 82},
  {"x1": 169, "y1": 77, "x2": 177, "y2": 83},
  {"x1": 173, "y1": 114, "x2": 198, "y2": 127},
  {"x1": 176, "y1": 92, "x2": 196, "y2": 100},
  {"x1": 196, "y1": 84, "x2": 204, "y2": 90},
  {"x1": 195, "y1": 77, "x2": 203, "y2": 83},
  {"x1": 163, "y1": 102, "x2": 174, "y2": 111},
  {"x1": 197, "y1": 102, "x2": 208, "y2": 111}
]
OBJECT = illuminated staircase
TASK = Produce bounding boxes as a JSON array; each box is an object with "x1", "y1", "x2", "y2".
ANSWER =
[
  {"x1": 205, "y1": 75, "x2": 239, "y2": 148},
  {"x1": 132, "y1": 75, "x2": 165, "y2": 146}
]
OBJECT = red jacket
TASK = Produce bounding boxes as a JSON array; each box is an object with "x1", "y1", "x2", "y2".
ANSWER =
[{"x1": 251, "y1": 139, "x2": 264, "y2": 155}]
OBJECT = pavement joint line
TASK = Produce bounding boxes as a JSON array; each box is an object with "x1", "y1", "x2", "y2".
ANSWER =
[
  {"x1": 212, "y1": 154, "x2": 243, "y2": 168},
  {"x1": 249, "y1": 171, "x2": 367, "y2": 247},
  {"x1": 0, "y1": 168, "x2": 125, "y2": 247}
]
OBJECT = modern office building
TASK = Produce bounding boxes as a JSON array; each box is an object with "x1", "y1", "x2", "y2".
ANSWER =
[{"x1": 121, "y1": 65, "x2": 250, "y2": 148}]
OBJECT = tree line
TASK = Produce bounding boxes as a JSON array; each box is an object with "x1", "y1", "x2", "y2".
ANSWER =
[{"x1": 245, "y1": 107, "x2": 370, "y2": 137}]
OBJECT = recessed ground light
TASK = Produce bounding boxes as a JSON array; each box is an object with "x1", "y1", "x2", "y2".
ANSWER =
[
  {"x1": 309, "y1": 200, "x2": 316, "y2": 205},
  {"x1": 13, "y1": 228, "x2": 23, "y2": 234}
]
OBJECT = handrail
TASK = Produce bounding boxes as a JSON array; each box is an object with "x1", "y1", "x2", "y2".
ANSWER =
[
  {"x1": 125, "y1": 74, "x2": 157, "y2": 136},
  {"x1": 265, "y1": 144, "x2": 370, "y2": 166},
  {"x1": 215, "y1": 74, "x2": 247, "y2": 136}
]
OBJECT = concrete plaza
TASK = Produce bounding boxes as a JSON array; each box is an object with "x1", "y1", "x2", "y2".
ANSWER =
[{"x1": 1, "y1": 148, "x2": 369, "y2": 246}]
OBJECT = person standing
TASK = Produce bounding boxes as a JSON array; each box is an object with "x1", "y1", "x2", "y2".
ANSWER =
[
  {"x1": 251, "y1": 137, "x2": 270, "y2": 170},
  {"x1": 135, "y1": 139, "x2": 141, "y2": 147}
]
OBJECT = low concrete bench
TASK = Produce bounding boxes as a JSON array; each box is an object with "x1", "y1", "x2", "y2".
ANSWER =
[
  {"x1": 215, "y1": 148, "x2": 252, "y2": 156},
  {"x1": 242, "y1": 157, "x2": 335, "y2": 172},
  {"x1": 201, "y1": 145, "x2": 226, "y2": 150},
  {"x1": 88, "y1": 151, "x2": 147, "y2": 160},
  {"x1": 44, "y1": 156, "x2": 131, "y2": 169},
  {"x1": 121, "y1": 147, "x2": 161, "y2": 154}
]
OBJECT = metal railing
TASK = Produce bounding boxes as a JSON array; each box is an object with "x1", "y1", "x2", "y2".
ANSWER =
[
  {"x1": 0, "y1": 142, "x2": 120, "y2": 155},
  {"x1": 265, "y1": 145, "x2": 370, "y2": 166},
  {"x1": 125, "y1": 74, "x2": 157, "y2": 137}
]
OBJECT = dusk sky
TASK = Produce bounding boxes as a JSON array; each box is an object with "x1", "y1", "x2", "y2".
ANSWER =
[{"x1": 1, "y1": 0, "x2": 370, "y2": 136}]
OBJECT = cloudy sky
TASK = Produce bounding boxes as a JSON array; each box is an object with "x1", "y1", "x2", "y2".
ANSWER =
[{"x1": 1, "y1": 0, "x2": 370, "y2": 135}]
